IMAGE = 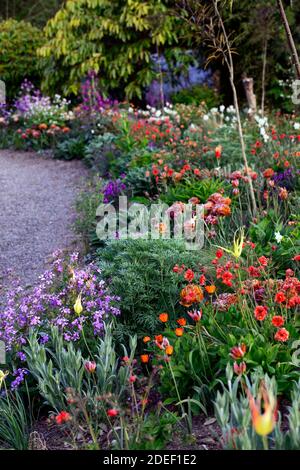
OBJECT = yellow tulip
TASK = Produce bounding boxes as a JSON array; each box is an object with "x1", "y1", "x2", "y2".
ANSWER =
[
  {"x1": 216, "y1": 228, "x2": 245, "y2": 259},
  {"x1": 247, "y1": 382, "x2": 277, "y2": 436},
  {"x1": 0, "y1": 370, "x2": 9, "y2": 390},
  {"x1": 74, "y1": 294, "x2": 83, "y2": 315}
]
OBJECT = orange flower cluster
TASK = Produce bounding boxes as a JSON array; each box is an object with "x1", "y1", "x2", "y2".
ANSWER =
[
  {"x1": 204, "y1": 193, "x2": 232, "y2": 225},
  {"x1": 180, "y1": 284, "x2": 204, "y2": 307}
]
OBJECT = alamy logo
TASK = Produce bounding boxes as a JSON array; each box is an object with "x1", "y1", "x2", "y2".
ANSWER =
[
  {"x1": 96, "y1": 197, "x2": 204, "y2": 250},
  {"x1": 291, "y1": 80, "x2": 300, "y2": 105},
  {"x1": 0, "y1": 341, "x2": 6, "y2": 365},
  {"x1": 0, "y1": 80, "x2": 6, "y2": 104}
]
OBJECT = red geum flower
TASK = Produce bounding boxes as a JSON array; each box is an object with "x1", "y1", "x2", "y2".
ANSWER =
[
  {"x1": 254, "y1": 305, "x2": 268, "y2": 321},
  {"x1": 230, "y1": 344, "x2": 247, "y2": 359},
  {"x1": 263, "y1": 168, "x2": 275, "y2": 178},
  {"x1": 274, "y1": 328, "x2": 289, "y2": 342},
  {"x1": 222, "y1": 271, "x2": 234, "y2": 287},
  {"x1": 129, "y1": 375, "x2": 137, "y2": 383},
  {"x1": 293, "y1": 254, "x2": 300, "y2": 261},
  {"x1": 55, "y1": 411, "x2": 71, "y2": 425},
  {"x1": 258, "y1": 256, "x2": 269, "y2": 267},
  {"x1": 248, "y1": 266, "x2": 261, "y2": 277},
  {"x1": 107, "y1": 408, "x2": 119, "y2": 417},
  {"x1": 275, "y1": 292, "x2": 286, "y2": 304},
  {"x1": 271, "y1": 316, "x2": 285, "y2": 327},
  {"x1": 177, "y1": 318, "x2": 186, "y2": 326},
  {"x1": 216, "y1": 249, "x2": 224, "y2": 259},
  {"x1": 199, "y1": 274, "x2": 206, "y2": 285},
  {"x1": 184, "y1": 269, "x2": 195, "y2": 282}
]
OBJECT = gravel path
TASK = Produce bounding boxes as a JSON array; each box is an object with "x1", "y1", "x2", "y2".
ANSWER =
[{"x1": 0, "y1": 150, "x2": 88, "y2": 288}]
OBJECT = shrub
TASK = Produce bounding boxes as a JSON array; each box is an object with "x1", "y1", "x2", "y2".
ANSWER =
[
  {"x1": 171, "y1": 84, "x2": 220, "y2": 109},
  {"x1": 96, "y1": 239, "x2": 214, "y2": 340},
  {"x1": 0, "y1": 20, "x2": 43, "y2": 99}
]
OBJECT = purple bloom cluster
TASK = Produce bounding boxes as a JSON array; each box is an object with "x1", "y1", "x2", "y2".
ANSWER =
[
  {"x1": 80, "y1": 71, "x2": 117, "y2": 114},
  {"x1": 272, "y1": 167, "x2": 299, "y2": 191},
  {"x1": 10, "y1": 368, "x2": 29, "y2": 391},
  {"x1": 102, "y1": 177, "x2": 126, "y2": 203},
  {"x1": 0, "y1": 251, "x2": 120, "y2": 355},
  {"x1": 14, "y1": 79, "x2": 49, "y2": 115}
]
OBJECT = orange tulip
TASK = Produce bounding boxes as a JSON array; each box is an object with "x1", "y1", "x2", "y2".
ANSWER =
[
  {"x1": 143, "y1": 336, "x2": 151, "y2": 343},
  {"x1": 165, "y1": 345, "x2": 174, "y2": 356},
  {"x1": 177, "y1": 318, "x2": 186, "y2": 326}
]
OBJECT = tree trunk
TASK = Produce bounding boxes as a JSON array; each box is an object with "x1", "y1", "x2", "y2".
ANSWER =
[
  {"x1": 242, "y1": 76, "x2": 257, "y2": 116},
  {"x1": 277, "y1": 0, "x2": 300, "y2": 79},
  {"x1": 261, "y1": 39, "x2": 268, "y2": 116}
]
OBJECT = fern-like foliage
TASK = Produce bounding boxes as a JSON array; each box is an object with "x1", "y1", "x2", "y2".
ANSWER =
[{"x1": 96, "y1": 239, "x2": 215, "y2": 341}]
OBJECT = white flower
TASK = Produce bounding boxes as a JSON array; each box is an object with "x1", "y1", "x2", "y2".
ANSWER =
[
  {"x1": 293, "y1": 122, "x2": 300, "y2": 130},
  {"x1": 219, "y1": 105, "x2": 225, "y2": 113},
  {"x1": 203, "y1": 115, "x2": 209, "y2": 121},
  {"x1": 274, "y1": 231, "x2": 283, "y2": 244}
]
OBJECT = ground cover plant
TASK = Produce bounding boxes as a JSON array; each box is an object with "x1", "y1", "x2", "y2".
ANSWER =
[{"x1": 0, "y1": 0, "x2": 300, "y2": 454}]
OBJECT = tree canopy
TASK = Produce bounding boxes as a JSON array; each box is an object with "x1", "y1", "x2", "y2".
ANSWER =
[{"x1": 38, "y1": 0, "x2": 190, "y2": 99}]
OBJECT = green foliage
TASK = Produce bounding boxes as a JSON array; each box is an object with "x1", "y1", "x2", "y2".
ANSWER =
[
  {"x1": 0, "y1": 19, "x2": 43, "y2": 99},
  {"x1": 38, "y1": 0, "x2": 188, "y2": 98},
  {"x1": 160, "y1": 178, "x2": 228, "y2": 205},
  {"x1": 131, "y1": 411, "x2": 178, "y2": 450},
  {"x1": 84, "y1": 133, "x2": 117, "y2": 174},
  {"x1": 0, "y1": 1, "x2": 63, "y2": 27},
  {"x1": 75, "y1": 179, "x2": 104, "y2": 247},
  {"x1": 0, "y1": 390, "x2": 30, "y2": 450},
  {"x1": 54, "y1": 135, "x2": 87, "y2": 160},
  {"x1": 215, "y1": 366, "x2": 300, "y2": 450},
  {"x1": 96, "y1": 239, "x2": 213, "y2": 340},
  {"x1": 25, "y1": 325, "x2": 135, "y2": 411},
  {"x1": 171, "y1": 84, "x2": 221, "y2": 109}
]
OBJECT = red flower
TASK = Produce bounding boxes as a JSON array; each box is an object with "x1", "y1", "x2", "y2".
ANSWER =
[
  {"x1": 254, "y1": 305, "x2": 268, "y2": 321},
  {"x1": 107, "y1": 409, "x2": 119, "y2": 417},
  {"x1": 248, "y1": 266, "x2": 261, "y2": 277},
  {"x1": 293, "y1": 254, "x2": 300, "y2": 261},
  {"x1": 274, "y1": 328, "x2": 289, "y2": 342},
  {"x1": 272, "y1": 316, "x2": 284, "y2": 327},
  {"x1": 184, "y1": 269, "x2": 195, "y2": 282},
  {"x1": 263, "y1": 168, "x2": 274, "y2": 178},
  {"x1": 222, "y1": 271, "x2": 234, "y2": 287},
  {"x1": 215, "y1": 145, "x2": 222, "y2": 159},
  {"x1": 258, "y1": 256, "x2": 269, "y2": 267},
  {"x1": 216, "y1": 249, "x2": 224, "y2": 259},
  {"x1": 129, "y1": 375, "x2": 137, "y2": 383},
  {"x1": 55, "y1": 411, "x2": 71, "y2": 425},
  {"x1": 275, "y1": 292, "x2": 286, "y2": 304}
]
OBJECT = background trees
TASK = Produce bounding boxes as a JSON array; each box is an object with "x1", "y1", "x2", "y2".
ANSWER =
[{"x1": 38, "y1": 0, "x2": 190, "y2": 99}]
